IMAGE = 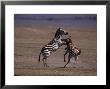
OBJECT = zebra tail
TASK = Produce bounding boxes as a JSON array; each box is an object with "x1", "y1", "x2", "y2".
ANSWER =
[{"x1": 38, "y1": 52, "x2": 42, "y2": 62}]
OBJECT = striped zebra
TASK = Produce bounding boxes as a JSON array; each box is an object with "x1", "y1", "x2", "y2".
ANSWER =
[
  {"x1": 38, "y1": 28, "x2": 68, "y2": 67},
  {"x1": 62, "y1": 36, "x2": 81, "y2": 68}
]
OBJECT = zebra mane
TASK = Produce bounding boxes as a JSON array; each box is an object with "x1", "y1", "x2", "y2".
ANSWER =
[
  {"x1": 48, "y1": 38, "x2": 56, "y2": 44},
  {"x1": 54, "y1": 28, "x2": 61, "y2": 39}
]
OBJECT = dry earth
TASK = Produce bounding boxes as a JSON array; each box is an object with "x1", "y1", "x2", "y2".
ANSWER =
[{"x1": 14, "y1": 27, "x2": 97, "y2": 76}]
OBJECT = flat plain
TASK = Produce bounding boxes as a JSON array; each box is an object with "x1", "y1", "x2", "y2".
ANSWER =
[{"x1": 14, "y1": 26, "x2": 97, "y2": 76}]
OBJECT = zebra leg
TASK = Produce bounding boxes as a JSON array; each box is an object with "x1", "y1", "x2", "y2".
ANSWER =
[
  {"x1": 64, "y1": 54, "x2": 71, "y2": 68},
  {"x1": 43, "y1": 58, "x2": 49, "y2": 67},
  {"x1": 70, "y1": 56, "x2": 77, "y2": 68},
  {"x1": 64, "y1": 50, "x2": 68, "y2": 62},
  {"x1": 38, "y1": 52, "x2": 42, "y2": 62},
  {"x1": 74, "y1": 56, "x2": 78, "y2": 64},
  {"x1": 43, "y1": 58, "x2": 47, "y2": 67}
]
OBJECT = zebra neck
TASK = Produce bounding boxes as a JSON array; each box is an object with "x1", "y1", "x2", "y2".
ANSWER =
[
  {"x1": 54, "y1": 32, "x2": 62, "y2": 39},
  {"x1": 55, "y1": 35, "x2": 62, "y2": 40}
]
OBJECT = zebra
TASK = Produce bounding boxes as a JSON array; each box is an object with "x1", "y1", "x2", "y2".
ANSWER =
[
  {"x1": 38, "y1": 28, "x2": 68, "y2": 67},
  {"x1": 62, "y1": 36, "x2": 81, "y2": 68}
]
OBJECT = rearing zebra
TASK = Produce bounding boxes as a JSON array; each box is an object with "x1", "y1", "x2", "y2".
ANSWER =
[
  {"x1": 38, "y1": 28, "x2": 68, "y2": 67},
  {"x1": 62, "y1": 36, "x2": 81, "y2": 68}
]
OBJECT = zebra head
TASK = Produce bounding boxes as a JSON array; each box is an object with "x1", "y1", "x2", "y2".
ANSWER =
[
  {"x1": 61, "y1": 36, "x2": 81, "y2": 56},
  {"x1": 54, "y1": 28, "x2": 68, "y2": 39},
  {"x1": 61, "y1": 36, "x2": 73, "y2": 45}
]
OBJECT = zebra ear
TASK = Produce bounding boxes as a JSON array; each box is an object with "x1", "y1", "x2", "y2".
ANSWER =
[
  {"x1": 54, "y1": 28, "x2": 60, "y2": 38},
  {"x1": 57, "y1": 28, "x2": 61, "y2": 31},
  {"x1": 56, "y1": 28, "x2": 61, "y2": 34}
]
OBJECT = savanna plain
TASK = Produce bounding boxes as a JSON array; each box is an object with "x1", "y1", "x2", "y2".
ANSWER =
[{"x1": 14, "y1": 26, "x2": 97, "y2": 76}]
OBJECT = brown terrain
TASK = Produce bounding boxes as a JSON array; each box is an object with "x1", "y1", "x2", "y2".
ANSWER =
[{"x1": 14, "y1": 27, "x2": 97, "y2": 76}]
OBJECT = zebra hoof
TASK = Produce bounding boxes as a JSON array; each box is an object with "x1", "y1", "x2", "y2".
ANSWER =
[
  {"x1": 47, "y1": 66, "x2": 49, "y2": 67},
  {"x1": 73, "y1": 66, "x2": 76, "y2": 68},
  {"x1": 63, "y1": 66, "x2": 66, "y2": 68},
  {"x1": 64, "y1": 60, "x2": 66, "y2": 62},
  {"x1": 46, "y1": 65, "x2": 49, "y2": 67}
]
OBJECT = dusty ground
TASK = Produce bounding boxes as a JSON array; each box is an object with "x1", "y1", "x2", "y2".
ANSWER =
[{"x1": 14, "y1": 27, "x2": 97, "y2": 76}]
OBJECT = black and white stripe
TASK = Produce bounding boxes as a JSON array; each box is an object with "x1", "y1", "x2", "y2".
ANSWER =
[
  {"x1": 63, "y1": 37, "x2": 81, "y2": 68},
  {"x1": 38, "y1": 28, "x2": 68, "y2": 67}
]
